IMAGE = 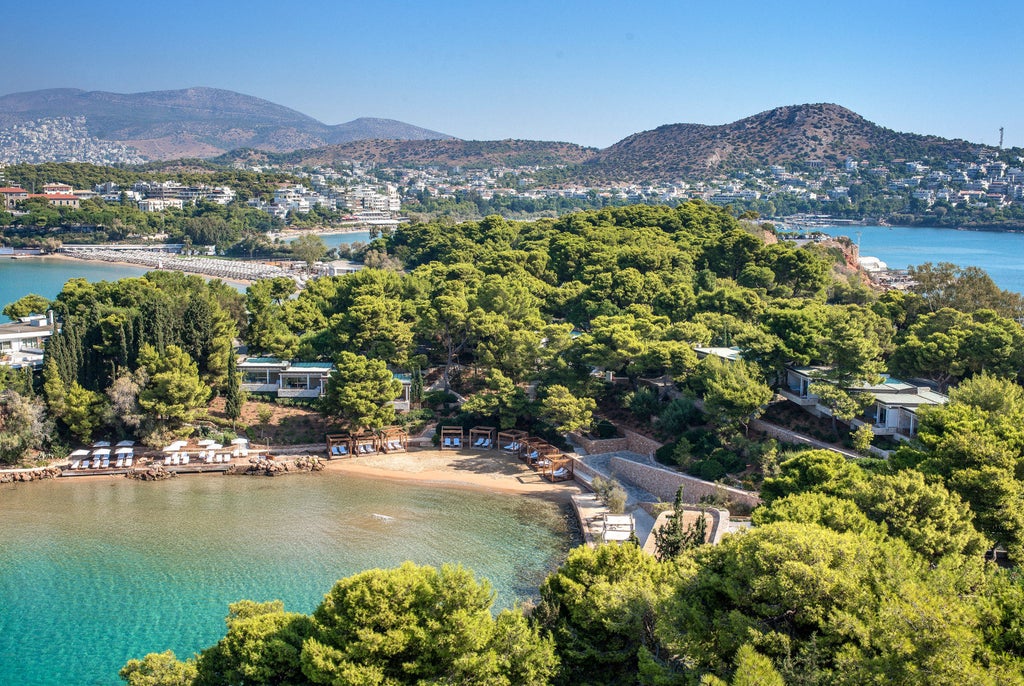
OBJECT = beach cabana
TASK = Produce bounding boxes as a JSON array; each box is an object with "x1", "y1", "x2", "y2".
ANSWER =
[
  {"x1": 69, "y1": 449, "x2": 90, "y2": 470},
  {"x1": 498, "y1": 429, "x2": 528, "y2": 454},
  {"x1": 92, "y1": 447, "x2": 111, "y2": 468},
  {"x1": 439, "y1": 426, "x2": 464, "y2": 450},
  {"x1": 528, "y1": 442, "x2": 561, "y2": 469},
  {"x1": 518, "y1": 437, "x2": 547, "y2": 464},
  {"x1": 114, "y1": 446, "x2": 133, "y2": 468},
  {"x1": 230, "y1": 437, "x2": 250, "y2": 457},
  {"x1": 353, "y1": 433, "x2": 380, "y2": 455},
  {"x1": 326, "y1": 434, "x2": 352, "y2": 458},
  {"x1": 542, "y1": 455, "x2": 575, "y2": 482},
  {"x1": 469, "y1": 426, "x2": 496, "y2": 449},
  {"x1": 381, "y1": 427, "x2": 408, "y2": 453}
]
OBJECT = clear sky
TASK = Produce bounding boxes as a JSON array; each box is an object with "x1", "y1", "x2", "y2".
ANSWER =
[{"x1": 3, "y1": 0, "x2": 1022, "y2": 150}]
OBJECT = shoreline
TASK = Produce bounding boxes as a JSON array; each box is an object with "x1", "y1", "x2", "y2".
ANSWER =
[
  {"x1": 8, "y1": 252, "x2": 255, "y2": 288},
  {"x1": 9, "y1": 447, "x2": 585, "y2": 504}
]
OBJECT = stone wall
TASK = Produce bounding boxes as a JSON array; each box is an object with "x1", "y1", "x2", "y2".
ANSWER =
[
  {"x1": 608, "y1": 457, "x2": 761, "y2": 512},
  {"x1": 568, "y1": 432, "x2": 628, "y2": 455},
  {"x1": 750, "y1": 418, "x2": 860, "y2": 459},
  {"x1": 622, "y1": 429, "x2": 663, "y2": 458},
  {"x1": 569, "y1": 428, "x2": 663, "y2": 457},
  {"x1": 0, "y1": 466, "x2": 62, "y2": 484}
]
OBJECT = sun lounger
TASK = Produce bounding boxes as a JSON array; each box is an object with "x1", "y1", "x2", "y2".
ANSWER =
[
  {"x1": 92, "y1": 458, "x2": 102, "y2": 469},
  {"x1": 338, "y1": 446, "x2": 348, "y2": 456},
  {"x1": 125, "y1": 456, "x2": 133, "y2": 467},
  {"x1": 164, "y1": 455, "x2": 171, "y2": 465},
  {"x1": 214, "y1": 454, "x2": 222, "y2": 463},
  {"x1": 443, "y1": 438, "x2": 452, "y2": 447},
  {"x1": 70, "y1": 459, "x2": 80, "y2": 469},
  {"x1": 182, "y1": 454, "x2": 190, "y2": 465},
  {"x1": 205, "y1": 452, "x2": 213, "y2": 463},
  {"x1": 453, "y1": 438, "x2": 461, "y2": 447},
  {"x1": 116, "y1": 456, "x2": 124, "y2": 468},
  {"x1": 172, "y1": 454, "x2": 180, "y2": 465},
  {"x1": 79, "y1": 459, "x2": 89, "y2": 469},
  {"x1": 222, "y1": 454, "x2": 231, "y2": 462},
  {"x1": 483, "y1": 439, "x2": 492, "y2": 448}
]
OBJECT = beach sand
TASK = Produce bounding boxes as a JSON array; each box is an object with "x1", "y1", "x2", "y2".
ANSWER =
[
  {"x1": 23, "y1": 252, "x2": 254, "y2": 287},
  {"x1": 320, "y1": 448, "x2": 586, "y2": 502}
]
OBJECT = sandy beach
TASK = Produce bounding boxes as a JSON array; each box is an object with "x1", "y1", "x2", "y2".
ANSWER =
[
  {"x1": 21, "y1": 252, "x2": 255, "y2": 288},
  {"x1": 320, "y1": 448, "x2": 586, "y2": 502}
]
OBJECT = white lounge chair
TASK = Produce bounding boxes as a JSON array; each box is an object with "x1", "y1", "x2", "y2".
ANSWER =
[
  {"x1": 553, "y1": 467, "x2": 569, "y2": 479},
  {"x1": 483, "y1": 439, "x2": 492, "y2": 448},
  {"x1": 125, "y1": 456, "x2": 133, "y2": 467},
  {"x1": 182, "y1": 454, "x2": 190, "y2": 465},
  {"x1": 172, "y1": 454, "x2": 180, "y2": 466},
  {"x1": 70, "y1": 459, "x2": 81, "y2": 469},
  {"x1": 164, "y1": 454, "x2": 172, "y2": 466},
  {"x1": 116, "y1": 456, "x2": 124, "y2": 468}
]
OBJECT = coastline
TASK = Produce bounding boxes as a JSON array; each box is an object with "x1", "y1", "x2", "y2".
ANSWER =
[
  {"x1": 10, "y1": 447, "x2": 584, "y2": 503},
  {"x1": 9, "y1": 252, "x2": 255, "y2": 288}
]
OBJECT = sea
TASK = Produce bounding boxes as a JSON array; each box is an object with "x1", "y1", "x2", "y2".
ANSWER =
[
  {"x1": 0, "y1": 472, "x2": 571, "y2": 686},
  {"x1": 0, "y1": 232, "x2": 374, "y2": 318},
  {"x1": 805, "y1": 224, "x2": 1024, "y2": 294}
]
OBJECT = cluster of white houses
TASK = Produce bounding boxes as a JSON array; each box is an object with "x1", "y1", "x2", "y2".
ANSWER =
[{"x1": 238, "y1": 357, "x2": 412, "y2": 411}]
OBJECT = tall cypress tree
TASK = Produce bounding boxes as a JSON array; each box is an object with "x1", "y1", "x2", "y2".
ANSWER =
[{"x1": 224, "y1": 350, "x2": 244, "y2": 425}]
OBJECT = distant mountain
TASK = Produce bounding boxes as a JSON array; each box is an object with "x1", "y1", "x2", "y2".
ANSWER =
[
  {"x1": 587, "y1": 103, "x2": 994, "y2": 180},
  {"x1": 216, "y1": 138, "x2": 598, "y2": 169},
  {"x1": 0, "y1": 87, "x2": 453, "y2": 160}
]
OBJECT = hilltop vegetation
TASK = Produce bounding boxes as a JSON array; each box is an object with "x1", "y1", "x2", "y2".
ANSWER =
[{"x1": 4, "y1": 202, "x2": 1024, "y2": 682}]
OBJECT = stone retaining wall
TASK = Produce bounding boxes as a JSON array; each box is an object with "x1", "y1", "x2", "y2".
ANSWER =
[
  {"x1": 568, "y1": 457, "x2": 600, "y2": 489},
  {"x1": 622, "y1": 429, "x2": 663, "y2": 458},
  {"x1": 608, "y1": 457, "x2": 761, "y2": 511},
  {"x1": 568, "y1": 432, "x2": 629, "y2": 455},
  {"x1": 750, "y1": 419, "x2": 860, "y2": 459}
]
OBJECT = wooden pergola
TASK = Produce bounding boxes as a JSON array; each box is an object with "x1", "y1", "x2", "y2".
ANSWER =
[
  {"x1": 519, "y1": 437, "x2": 551, "y2": 465},
  {"x1": 440, "y1": 425, "x2": 464, "y2": 450},
  {"x1": 529, "y1": 442, "x2": 562, "y2": 470},
  {"x1": 541, "y1": 455, "x2": 575, "y2": 482},
  {"x1": 497, "y1": 429, "x2": 528, "y2": 453},
  {"x1": 468, "y1": 426, "x2": 496, "y2": 449},
  {"x1": 353, "y1": 433, "x2": 380, "y2": 455},
  {"x1": 326, "y1": 433, "x2": 352, "y2": 458},
  {"x1": 381, "y1": 426, "x2": 409, "y2": 452}
]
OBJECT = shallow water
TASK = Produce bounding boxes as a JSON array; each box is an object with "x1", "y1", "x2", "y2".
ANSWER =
[{"x1": 0, "y1": 472, "x2": 571, "y2": 685}]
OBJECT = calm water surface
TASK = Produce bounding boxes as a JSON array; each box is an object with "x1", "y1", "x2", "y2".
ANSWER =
[
  {"x1": 0, "y1": 473, "x2": 571, "y2": 686},
  {"x1": 809, "y1": 224, "x2": 1024, "y2": 294},
  {"x1": 0, "y1": 257, "x2": 152, "y2": 312}
]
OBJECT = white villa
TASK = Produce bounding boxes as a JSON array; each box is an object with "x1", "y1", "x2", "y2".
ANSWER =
[
  {"x1": 238, "y1": 357, "x2": 412, "y2": 408},
  {"x1": 0, "y1": 313, "x2": 57, "y2": 369}
]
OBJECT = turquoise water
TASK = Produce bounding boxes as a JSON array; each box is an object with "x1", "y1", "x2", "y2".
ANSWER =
[
  {"x1": 809, "y1": 225, "x2": 1024, "y2": 295},
  {"x1": 0, "y1": 473, "x2": 571, "y2": 686},
  {"x1": 0, "y1": 257, "x2": 152, "y2": 312}
]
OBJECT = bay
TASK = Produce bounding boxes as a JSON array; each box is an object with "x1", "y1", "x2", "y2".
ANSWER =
[
  {"x1": 0, "y1": 472, "x2": 571, "y2": 686},
  {"x1": 0, "y1": 257, "x2": 152, "y2": 312},
  {"x1": 808, "y1": 224, "x2": 1024, "y2": 295}
]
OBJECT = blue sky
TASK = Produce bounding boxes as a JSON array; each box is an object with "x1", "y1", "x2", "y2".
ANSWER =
[{"x1": 3, "y1": 0, "x2": 1022, "y2": 149}]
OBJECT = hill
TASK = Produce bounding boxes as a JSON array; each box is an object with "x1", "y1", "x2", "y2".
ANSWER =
[
  {"x1": 215, "y1": 138, "x2": 598, "y2": 169},
  {"x1": 0, "y1": 87, "x2": 453, "y2": 160},
  {"x1": 587, "y1": 103, "x2": 993, "y2": 180}
]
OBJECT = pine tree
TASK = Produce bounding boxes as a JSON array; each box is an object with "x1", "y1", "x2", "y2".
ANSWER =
[{"x1": 653, "y1": 487, "x2": 709, "y2": 560}]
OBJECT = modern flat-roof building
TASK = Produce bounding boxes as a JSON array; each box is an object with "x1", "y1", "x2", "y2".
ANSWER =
[
  {"x1": 0, "y1": 313, "x2": 57, "y2": 369},
  {"x1": 238, "y1": 357, "x2": 411, "y2": 407}
]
